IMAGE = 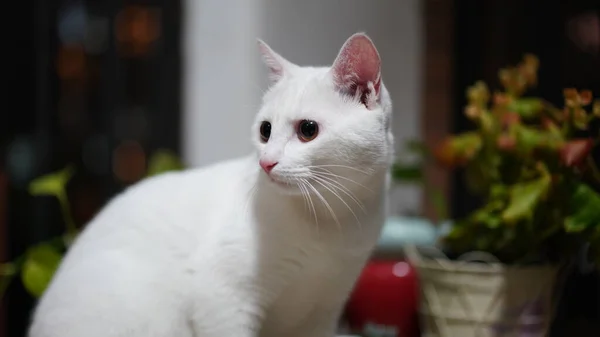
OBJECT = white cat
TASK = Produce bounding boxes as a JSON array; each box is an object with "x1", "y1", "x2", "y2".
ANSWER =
[{"x1": 28, "y1": 32, "x2": 394, "y2": 337}]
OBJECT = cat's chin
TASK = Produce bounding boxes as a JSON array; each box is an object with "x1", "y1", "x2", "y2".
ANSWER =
[{"x1": 266, "y1": 177, "x2": 304, "y2": 196}]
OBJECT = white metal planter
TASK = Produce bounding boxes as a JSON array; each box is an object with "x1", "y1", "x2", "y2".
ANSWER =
[{"x1": 405, "y1": 245, "x2": 561, "y2": 337}]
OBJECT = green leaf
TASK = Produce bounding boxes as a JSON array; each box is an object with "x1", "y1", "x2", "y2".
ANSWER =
[
  {"x1": 146, "y1": 149, "x2": 184, "y2": 177},
  {"x1": 28, "y1": 166, "x2": 75, "y2": 197},
  {"x1": 508, "y1": 98, "x2": 544, "y2": 119},
  {"x1": 391, "y1": 163, "x2": 422, "y2": 183},
  {"x1": 466, "y1": 81, "x2": 490, "y2": 107},
  {"x1": 473, "y1": 210, "x2": 502, "y2": 229},
  {"x1": 490, "y1": 184, "x2": 509, "y2": 199},
  {"x1": 29, "y1": 166, "x2": 78, "y2": 235},
  {"x1": 470, "y1": 200, "x2": 504, "y2": 229},
  {"x1": 564, "y1": 183, "x2": 600, "y2": 232},
  {"x1": 453, "y1": 132, "x2": 483, "y2": 154},
  {"x1": 21, "y1": 244, "x2": 63, "y2": 298},
  {"x1": 501, "y1": 174, "x2": 551, "y2": 224},
  {"x1": 446, "y1": 222, "x2": 467, "y2": 240},
  {"x1": 514, "y1": 125, "x2": 562, "y2": 155},
  {"x1": 435, "y1": 132, "x2": 482, "y2": 167}
]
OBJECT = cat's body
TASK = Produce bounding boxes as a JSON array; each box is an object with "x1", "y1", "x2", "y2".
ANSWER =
[{"x1": 28, "y1": 33, "x2": 394, "y2": 337}]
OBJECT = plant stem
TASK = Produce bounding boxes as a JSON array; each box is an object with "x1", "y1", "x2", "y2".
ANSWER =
[{"x1": 58, "y1": 192, "x2": 77, "y2": 239}]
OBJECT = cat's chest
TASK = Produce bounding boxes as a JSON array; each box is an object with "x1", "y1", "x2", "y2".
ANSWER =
[{"x1": 259, "y1": 233, "x2": 373, "y2": 332}]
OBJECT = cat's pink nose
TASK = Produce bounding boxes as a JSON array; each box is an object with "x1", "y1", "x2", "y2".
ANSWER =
[{"x1": 259, "y1": 159, "x2": 278, "y2": 173}]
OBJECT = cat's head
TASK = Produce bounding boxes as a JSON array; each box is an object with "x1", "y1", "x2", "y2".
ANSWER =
[{"x1": 252, "y1": 33, "x2": 394, "y2": 196}]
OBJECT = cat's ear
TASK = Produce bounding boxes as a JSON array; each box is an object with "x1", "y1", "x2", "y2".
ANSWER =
[
  {"x1": 257, "y1": 39, "x2": 297, "y2": 83},
  {"x1": 331, "y1": 33, "x2": 382, "y2": 108}
]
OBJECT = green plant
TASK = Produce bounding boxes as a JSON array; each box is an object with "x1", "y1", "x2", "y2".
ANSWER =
[
  {"x1": 433, "y1": 54, "x2": 600, "y2": 264},
  {"x1": 0, "y1": 149, "x2": 184, "y2": 299}
]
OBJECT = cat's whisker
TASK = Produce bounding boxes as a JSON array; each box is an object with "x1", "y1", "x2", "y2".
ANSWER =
[
  {"x1": 311, "y1": 176, "x2": 362, "y2": 229},
  {"x1": 300, "y1": 186, "x2": 308, "y2": 214},
  {"x1": 312, "y1": 172, "x2": 362, "y2": 202},
  {"x1": 296, "y1": 180, "x2": 309, "y2": 217},
  {"x1": 309, "y1": 168, "x2": 373, "y2": 193},
  {"x1": 307, "y1": 164, "x2": 372, "y2": 176},
  {"x1": 305, "y1": 179, "x2": 341, "y2": 231},
  {"x1": 301, "y1": 179, "x2": 319, "y2": 233},
  {"x1": 311, "y1": 172, "x2": 367, "y2": 214},
  {"x1": 303, "y1": 181, "x2": 318, "y2": 228}
]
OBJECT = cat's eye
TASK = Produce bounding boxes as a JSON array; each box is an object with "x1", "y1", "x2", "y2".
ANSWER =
[
  {"x1": 297, "y1": 120, "x2": 319, "y2": 142},
  {"x1": 260, "y1": 121, "x2": 271, "y2": 142}
]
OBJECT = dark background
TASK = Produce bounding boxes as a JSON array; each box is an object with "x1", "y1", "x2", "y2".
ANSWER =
[{"x1": 2, "y1": 0, "x2": 182, "y2": 336}]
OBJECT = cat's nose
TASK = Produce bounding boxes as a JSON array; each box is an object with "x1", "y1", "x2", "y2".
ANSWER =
[{"x1": 259, "y1": 159, "x2": 278, "y2": 174}]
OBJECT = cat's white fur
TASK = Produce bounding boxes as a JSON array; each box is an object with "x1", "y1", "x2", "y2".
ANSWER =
[{"x1": 28, "y1": 33, "x2": 394, "y2": 337}]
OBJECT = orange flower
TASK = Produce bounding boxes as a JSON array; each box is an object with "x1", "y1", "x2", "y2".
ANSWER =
[
  {"x1": 464, "y1": 105, "x2": 481, "y2": 119},
  {"x1": 564, "y1": 88, "x2": 579, "y2": 107},
  {"x1": 564, "y1": 88, "x2": 593, "y2": 107}
]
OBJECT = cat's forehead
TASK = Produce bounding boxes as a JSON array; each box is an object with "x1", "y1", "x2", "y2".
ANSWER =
[{"x1": 260, "y1": 67, "x2": 342, "y2": 118}]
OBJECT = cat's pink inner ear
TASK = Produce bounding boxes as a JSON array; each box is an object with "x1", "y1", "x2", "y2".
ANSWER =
[
  {"x1": 257, "y1": 39, "x2": 290, "y2": 83},
  {"x1": 332, "y1": 33, "x2": 382, "y2": 102}
]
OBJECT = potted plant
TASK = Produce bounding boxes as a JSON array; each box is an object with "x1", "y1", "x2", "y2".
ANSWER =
[{"x1": 405, "y1": 54, "x2": 600, "y2": 337}]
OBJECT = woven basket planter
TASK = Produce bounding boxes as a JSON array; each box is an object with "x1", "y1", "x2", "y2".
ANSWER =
[{"x1": 404, "y1": 245, "x2": 561, "y2": 337}]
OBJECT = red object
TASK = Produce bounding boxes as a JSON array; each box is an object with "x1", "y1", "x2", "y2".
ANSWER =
[{"x1": 344, "y1": 260, "x2": 420, "y2": 337}]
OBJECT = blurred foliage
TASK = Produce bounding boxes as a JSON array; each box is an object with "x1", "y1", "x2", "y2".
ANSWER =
[
  {"x1": 392, "y1": 140, "x2": 448, "y2": 221},
  {"x1": 146, "y1": 149, "x2": 185, "y2": 177},
  {"x1": 0, "y1": 148, "x2": 184, "y2": 299},
  {"x1": 430, "y1": 54, "x2": 600, "y2": 264},
  {"x1": 21, "y1": 243, "x2": 63, "y2": 298}
]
